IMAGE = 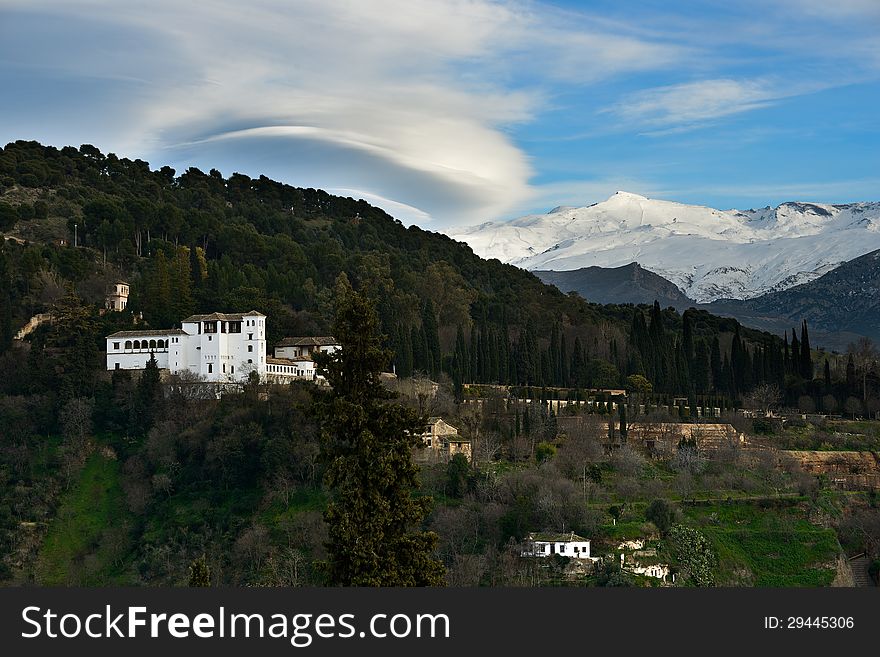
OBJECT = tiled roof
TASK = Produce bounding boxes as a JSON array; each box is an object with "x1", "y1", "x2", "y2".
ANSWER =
[
  {"x1": 527, "y1": 532, "x2": 589, "y2": 543},
  {"x1": 276, "y1": 336, "x2": 339, "y2": 347},
  {"x1": 268, "y1": 354, "x2": 314, "y2": 364},
  {"x1": 182, "y1": 310, "x2": 264, "y2": 322},
  {"x1": 106, "y1": 329, "x2": 188, "y2": 338}
]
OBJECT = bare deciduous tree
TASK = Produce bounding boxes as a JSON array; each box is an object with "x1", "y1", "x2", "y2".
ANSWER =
[{"x1": 744, "y1": 383, "x2": 781, "y2": 416}]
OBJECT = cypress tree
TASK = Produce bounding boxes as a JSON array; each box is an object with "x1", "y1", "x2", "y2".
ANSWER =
[
  {"x1": 410, "y1": 325, "x2": 424, "y2": 374},
  {"x1": 846, "y1": 354, "x2": 856, "y2": 394},
  {"x1": 783, "y1": 332, "x2": 790, "y2": 375},
  {"x1": 710, "y1": 336, "x2": 722, "y2": 392},
  {"x1": 800, "y1": 320, "x2": 813, "y2": 381},
  {"x1": 469, "y1": 327, "x2": 478, "y2": 383},
  {"x1": 0, "y1": 245, "x2": 11, "y2": 353},
  {"x1": 132, "y1": 352, "x2": 162, "y2": 435},
  {"x1": 571, "y1": 336, "x2": 584, "y2": 387},
  {"x1": 421, "y1": 300, "x2": 441, "y2": 377},
  {"x1": 315, "y1": 280, "x2": 445, "y2": 586},
  {"x1": 693, "y1": 339, "x2": 710, "y2": 394},
  {"x1": 560, "y1": 332, "x2": 569, "y2": 387},
  {"x1": 790, "y1": 329, "x2": 800, "y2": 378},
  {"x1": 682, "y1": 309, "x2": 695, "y2": 367},
  {"x1": 824, "y1": 359, "x2": 831, "y2": 389}
]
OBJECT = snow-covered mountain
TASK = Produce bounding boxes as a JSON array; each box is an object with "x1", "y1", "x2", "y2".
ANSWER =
[{"x1": 450, "y1": 191, "x2": 880, "y2": 303}]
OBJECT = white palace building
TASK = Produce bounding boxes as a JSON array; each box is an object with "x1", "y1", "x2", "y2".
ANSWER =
[{"x1": 105, "y1": 310, "x2": 339, "y2": 384}]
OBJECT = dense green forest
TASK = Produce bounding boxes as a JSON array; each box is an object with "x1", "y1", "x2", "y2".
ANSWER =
[
  {"x1": 3, "y1": 140, "x2": 870, "y2": 404},
  {"x1": 1, "y1": 140, "x2": 878, "y2": 587}
]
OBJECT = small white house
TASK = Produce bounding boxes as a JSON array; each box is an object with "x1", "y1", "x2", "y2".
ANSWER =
[{"x1": 522, "y1": 532, "x2": 593, "y2": 560}]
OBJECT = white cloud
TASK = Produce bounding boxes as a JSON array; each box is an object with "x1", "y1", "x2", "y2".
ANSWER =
[
  {"x1": 608, "y1": 78, "x2": 825, "y2": 131},
  {"x1": 0, "y1": 0, "x2": 690, "y2": 225}
]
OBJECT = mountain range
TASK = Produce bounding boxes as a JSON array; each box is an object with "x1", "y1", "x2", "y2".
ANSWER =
[
  {"x1": 452, "y1": 192, "x2": 880, "y2": 349},
  {"x1": 451, "y1": 191, "x2": 880, "y2": 304}
]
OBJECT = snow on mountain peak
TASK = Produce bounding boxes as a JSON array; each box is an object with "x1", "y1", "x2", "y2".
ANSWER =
[{"x1": 448, "y1": 195, "x2": 880, "y2": 303}]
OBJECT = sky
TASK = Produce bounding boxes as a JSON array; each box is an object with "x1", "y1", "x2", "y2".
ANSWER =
[{"x1": 1, "y1": 0, "x2": 878, "y2": 229}]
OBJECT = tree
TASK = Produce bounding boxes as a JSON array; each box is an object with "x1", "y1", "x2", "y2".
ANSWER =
[
  {"x1": 743, "y1": 383, "x2": 781, "y2": 416},
  {"x1": 848, "y1": 337, "x2": 878, "y2": 401},
  {"x1": 315, "y1": 278, "x2": 445, "y2": 586},
  {"x1": 665, "y1": 524, "x2": 716, "y2": 587},
  {"x1": 445, "y1": 453, "x2": 470, "y2": 498},
  {"x1": 188, "y1": 555, "x2": 211, "y2": 586},
  {"x1": 844, "y1": 396, "x2": 863, "y2": 420},
  {"x1": 131, "y1": 353, "x2": 162, "y2": 435},
  {"x1": 800, "y1": 320, "x2": 813, "y2": 380},
  {"x1": 645, "y1": 499, "x2": 676, "y2": 536}
]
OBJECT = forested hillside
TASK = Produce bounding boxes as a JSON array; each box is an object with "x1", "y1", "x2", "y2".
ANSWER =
[
  {"x1": 1, "y1": 140, "x2": 873, "y2": 587},
  {"x1": 2, "y1": 140, "x2": 824, "y2": 400}
]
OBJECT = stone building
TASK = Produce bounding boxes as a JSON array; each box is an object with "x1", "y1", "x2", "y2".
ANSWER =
[{"x1": 415, "y1": 417, "x2": 472, "y2": 463}]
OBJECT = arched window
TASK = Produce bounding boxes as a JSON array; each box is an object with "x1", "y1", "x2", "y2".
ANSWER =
[
  {"x1": 133, "y1": 340, "x2": 141, "y2": 349},
  {"x1": 124, "y1": 340, "x2": 132, "y2": 349},
  {"x1": 149, "y1": 339, "x2": 156, "y2": 349}
]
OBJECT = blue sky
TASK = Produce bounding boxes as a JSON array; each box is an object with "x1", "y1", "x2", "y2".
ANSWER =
[{"x1": 1, "y1": 1, "x2": 878, "y2": 228}]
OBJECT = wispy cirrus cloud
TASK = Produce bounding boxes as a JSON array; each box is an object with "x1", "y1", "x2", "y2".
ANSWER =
[{"x1": 607, "y1": 78, "x2": 828, "y2": 132}]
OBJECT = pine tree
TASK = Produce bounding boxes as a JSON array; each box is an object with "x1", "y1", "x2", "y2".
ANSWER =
[{"x1": 314, "y1": 279, "x2": 445, "y2": 586}]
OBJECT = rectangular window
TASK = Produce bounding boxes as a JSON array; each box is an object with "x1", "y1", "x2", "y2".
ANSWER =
[
  {"x1": 248, "y1": 345, "x2": 253, "y2": 352},
  {"x1": 248, "y1": 333, "x2": 253, "y2": 340},
  {"x1": 113, "y1": 342, "x2": 120, "y2": 350},
  {"x1": 231, "y1": 365, "x2": 234, "y2": 374},
  {"x1": 208, "y1": 335, "x2": 212, "y2": 341},
  {"x1": 229, "y1": 321, "x2": 241, "y2": 333},
  {"x1": 222, "y1": 364, "x2": 226, "y2": 373},
  {"x1": 207, "y1": 363, "x2": 213, "y2": 374},
  {"x1": 115, "y1": 363, "x2": 120, "y2": 370},
  {"x1": 221, "y1": 322, "x2": 227, "y2": 333}
]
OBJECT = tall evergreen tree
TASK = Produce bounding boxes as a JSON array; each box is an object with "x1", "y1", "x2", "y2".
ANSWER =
[
  {"x1": 800, "y1": 320, "x2": 813, "y2": 380},
  {"x1": 420, "y1": 300, "x2": 441, "y2": 377},
  {"x1": 710, "y1": 336, "x2": 722, "y2": 392},
  {"x1": 693, "y1": 339, "x2": 710, "y2": 394},
  {"x1": 846, "y1": 353, "x2": 857, "y2": 394},
  {"x1": 131, "y1": 352, "x2": 162, "y2": 435},
  {"x1": 315, "y1": 279, "x2": 445, "y2": 586},
  {"x1": 790, "y1": 329, "x2": 800, "y2": 378},
  {"x1": 824, "y1": 359, "x2": 831, "y2": 389}
]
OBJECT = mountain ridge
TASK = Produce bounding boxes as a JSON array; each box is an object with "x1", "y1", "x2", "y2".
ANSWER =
[{"x1": 451, "y1": 192, "x2": 880, "y2": 303}]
